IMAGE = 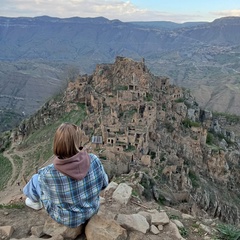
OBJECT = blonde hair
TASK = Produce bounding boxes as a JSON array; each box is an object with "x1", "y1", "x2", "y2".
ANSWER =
[{"x1": 53, "y1": 123, "x2": 82, "y2": 159}]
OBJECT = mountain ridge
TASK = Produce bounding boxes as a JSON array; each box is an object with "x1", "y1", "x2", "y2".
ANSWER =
[{"x1": 0, "y1": 15, "x2": 240, "y2": 131}]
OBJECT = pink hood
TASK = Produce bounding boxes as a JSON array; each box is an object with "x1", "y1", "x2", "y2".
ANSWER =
[{"x1": 53, "y1": 151, "x2": 90, "y2": 180}]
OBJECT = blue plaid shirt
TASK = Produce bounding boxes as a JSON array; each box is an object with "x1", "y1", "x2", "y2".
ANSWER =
[{"x1": 38, "y1": 153, "x2": 108, "y2": 227}]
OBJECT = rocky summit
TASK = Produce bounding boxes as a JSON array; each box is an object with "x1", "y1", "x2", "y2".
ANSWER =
[{"x1": 0, "y1": 57, "x2": 240, "y2": 239}]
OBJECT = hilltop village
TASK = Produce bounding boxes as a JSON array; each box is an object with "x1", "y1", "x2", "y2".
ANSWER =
[{"x1": 65, "y1": 57, "x2": 185, "y2": 172}]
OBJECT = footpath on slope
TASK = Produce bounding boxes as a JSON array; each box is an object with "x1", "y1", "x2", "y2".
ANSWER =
[{"x1": 0, "y1": 141, "x2": 54, "y2": 204}]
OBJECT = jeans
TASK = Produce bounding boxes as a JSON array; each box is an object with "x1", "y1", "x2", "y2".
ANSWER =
[{"x1": 23, "y1": 174, "x2": 41, "y2": 202}]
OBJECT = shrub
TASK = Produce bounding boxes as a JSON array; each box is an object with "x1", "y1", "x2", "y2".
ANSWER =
[
  {"x1": 188, "y1": 170, "x2": 200, "y2": 188},
  {"x1": 213, "y1": 112, "x2": 240, "y2": 124},
  {"x1": 206, "y1": 132, "x2": 214, "y2": 145},
  {"x1": 174, "y1": 98, "x2": 184, "y2": 103},
  {"x1": 144, "y1": 93, "x2": 153, "y2": 101},
  {"x1": 216, "y1": 223, "x2": 240, "y2": 240},
  {"x1": 0, "y1": 203, "x2": 24, "y2": 209},
  {"x1": 124, "y1": 145, "x2": 136, "y2": 152},
  {"x1": 178, "y1": 227, "x2": 188, "y2": 238},
  {"x1": 116, "y1": 85, "x2": 128, "y2": 91},
  {"x1": 182, "y1": 118, "x2": 201, "y2": 128}
]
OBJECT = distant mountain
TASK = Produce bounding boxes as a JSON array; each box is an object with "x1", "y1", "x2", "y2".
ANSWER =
[
  {"x1": 0, "y1": 16, "x2": 240, "y2": 131},
  {"x1": 129, "y1": 20, "x2": 207, "y2": 30}
]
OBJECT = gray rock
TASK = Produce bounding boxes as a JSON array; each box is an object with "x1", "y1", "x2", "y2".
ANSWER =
[
  {"x1": 116, "y1": 213, "x2": 149, "y2": 234},
  {"x1": 112, "y1": 183, "x2": 132, "y2": 205}
]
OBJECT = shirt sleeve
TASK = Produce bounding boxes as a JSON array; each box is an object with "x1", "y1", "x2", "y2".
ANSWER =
[
  {"x1": 89, "y1": 154, "x2": 109, "y2": 190},
  {"x1": 101, "y1": 163, "x2": 109, "y2": 190}
]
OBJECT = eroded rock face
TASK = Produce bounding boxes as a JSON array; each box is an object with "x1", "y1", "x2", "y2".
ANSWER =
[{"x1": 193, "y1": 187, "x2": 239, "y2": 225}]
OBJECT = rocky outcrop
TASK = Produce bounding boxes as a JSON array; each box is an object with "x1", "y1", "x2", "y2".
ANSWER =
[{"x1": 1, "y1": 180, "x2": 227, "y2": 240}]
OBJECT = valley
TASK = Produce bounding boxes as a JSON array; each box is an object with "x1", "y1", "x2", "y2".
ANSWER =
[{"x1": 0, "y1": 16, "x2": 240, "y2": 131}]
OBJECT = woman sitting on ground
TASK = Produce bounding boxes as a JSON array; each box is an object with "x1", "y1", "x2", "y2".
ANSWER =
[{"x1": 23, "y1": 122, "x2": 109, "y2": 228}]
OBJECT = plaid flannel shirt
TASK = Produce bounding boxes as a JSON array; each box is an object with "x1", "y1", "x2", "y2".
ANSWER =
[{"x1": 38, "y1": 153, "x2": 108, "y2": 227}]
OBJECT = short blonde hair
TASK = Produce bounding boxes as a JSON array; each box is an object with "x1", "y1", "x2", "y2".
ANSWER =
[{"x1": 53, "y1": 123, "x2": 82, "y2": 159}]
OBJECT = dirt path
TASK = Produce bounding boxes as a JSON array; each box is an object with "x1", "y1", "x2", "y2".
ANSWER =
[
  {"x1": 0, "y1": 142, "x2": 54, "y2": 204},
  {"x1": 3, "y1": 151, "x2": 17, "y2": 187}
]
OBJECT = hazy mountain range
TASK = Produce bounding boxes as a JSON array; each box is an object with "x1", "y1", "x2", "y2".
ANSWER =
[{"x1": 0, "y1": 15, "x2": 240, "y2": 132}]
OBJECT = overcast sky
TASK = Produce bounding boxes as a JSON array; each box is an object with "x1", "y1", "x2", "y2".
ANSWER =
[{"x1": 1, "y1": 0, "x2": 240, "y2": 23}]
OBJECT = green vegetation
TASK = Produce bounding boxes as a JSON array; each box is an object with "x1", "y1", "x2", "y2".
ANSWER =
[
  {"x1": 162, "y1": 103, "x2": 166, "y2": 111},
  {"x1": 206, "y1": 130, "x2": 233, "y2": 147},
  {"x1": 131, "y1": 189, "x2": 139, "y2": 197},
  {"x1": 125, "y1": 108, "x2": 137, "y2": 118},
  {"x1": 216, "y1": 132, "x2": 233, "y2": 145},
  {"x1": 160, "y1": 153, "x2": 166, "y2": 162},
  {"x1": 124, "y1": 145, "x2": 136, "y2": 152},
  {"x1": 0, "y1": 133, "x2": 11, "y2": 153},
  {"x1": 18, "y1": 103, "x2": 87, "y2": 177},
  {"x1": 174, "y1": 98, "x2": 185, "y2": 103},
  {"x1": 140, "y1": 174, "x2": 154, "y2": 200},
  {"x1": 0, "y1": 154, "x2": 12, "y2": 191},
  {"x1": 216, "y1": 223, "x2": 240, "y2": 240},
  {"x1": 0, "y1": 110, "x2": 24, "y2": 133},
  {"x1": 0, "y1": 202, "x2": 25, "y2": 209},
  {"x1": 178, "y1": 227, "x2": 188, "y2": 238},
  {"x1": 165, "y1": 122, "x2": 175, "y2": 133},
  {"x1": 169, "y1": 214, "x2": 180, "y2": 220},
  {"x1": 12, "y1": 155, "x2": 23, "y2": 183},
  {"x1": 188, "y1": 170, "x2": 200, "y2": 188},
  {"x1": 182, "y1": 118, "x2": 201, "y2": 128},
  {"x1": 134, "y1": 172, "x2": 139, "y2": 178},
  {"x1": 144, "y1": 93, "x2": 153, "y2": 102},
  {"x1": 19, "y1": 103, "x2": 86, "y2": 150},
  {"x1": 213, "y1": 112, "x2": 240, "y2": 124},
  {"x1": 115, "y1": 85, "x2": 128, "y2": 91},
  {"x1": 206, "y1": 132, "x2": 214, "y2": 145},
  {"x1": 148, "y1": 150, "x2": 156, "y2": 159}
]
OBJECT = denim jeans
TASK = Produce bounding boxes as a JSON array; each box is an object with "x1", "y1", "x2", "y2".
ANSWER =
[{"x1": 23, "y1": 173, "x2": 41, "y2": 202}]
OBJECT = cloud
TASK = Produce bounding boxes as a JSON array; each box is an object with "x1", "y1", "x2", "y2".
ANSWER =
[
  {"x1": 211, "y1": 9, "x2": 240, "y2": 17},
  {"x1": 0, "y1": 0, "x2": 208, "y2": 23}
]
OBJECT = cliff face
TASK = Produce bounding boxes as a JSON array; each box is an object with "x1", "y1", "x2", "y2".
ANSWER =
[{"x1": 3, "y1": 57, "x2": 240, "y2": 225}]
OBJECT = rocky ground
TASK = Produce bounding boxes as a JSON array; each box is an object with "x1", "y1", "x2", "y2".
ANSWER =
[{"x1": 0, "y1": 173, "x2": 227, "y2": 240}]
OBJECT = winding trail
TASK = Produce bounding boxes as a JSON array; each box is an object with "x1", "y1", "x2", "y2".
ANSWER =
[{"x1": 0, "y1": 142, "x2": 54, "y2": 204}]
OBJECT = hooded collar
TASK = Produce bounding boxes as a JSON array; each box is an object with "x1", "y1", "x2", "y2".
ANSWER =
[{"x1": 53, "y1": 151, "x2": 90, "y2": 181}]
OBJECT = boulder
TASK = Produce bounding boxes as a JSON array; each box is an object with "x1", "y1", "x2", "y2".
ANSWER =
[
  {"x1": 85, "y1": 214, "x2": 127, "y2": 240},
  {"x1": 112, "y1": 183, "x2": 132, "y2": 205},
  {"x1": 116, "y1": 213, "x2": 149, "y2": 233},
  {"x1": 139, "y1": 209, "x2": 170, "y2": 225},
  {"x1": 43, "y1": 216, "x2": 83, "y2": 240},
  {"x1": 0, "y1": 226, "x2": 14, "y2": 239}
]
